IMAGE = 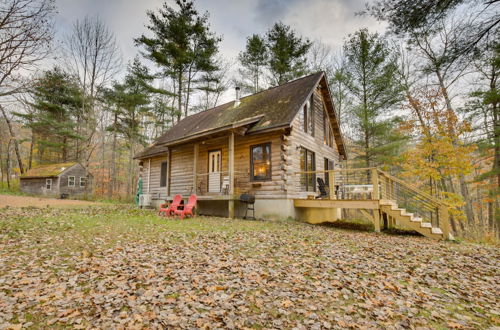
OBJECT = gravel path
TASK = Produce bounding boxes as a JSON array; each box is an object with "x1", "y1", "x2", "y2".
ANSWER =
[{"x1": 0, "y1": 194, "x2": 99, "y2": 208}]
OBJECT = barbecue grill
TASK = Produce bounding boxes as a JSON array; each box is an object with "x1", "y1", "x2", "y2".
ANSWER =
[{"x1": 239, "y1": 193, "x2": 255, "y2": 220}]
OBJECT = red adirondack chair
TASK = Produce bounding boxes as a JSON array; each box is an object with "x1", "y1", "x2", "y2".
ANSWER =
[
  {"x1": 158, "y1": 194, "x2": 183, "y2": 217},
  {"x1": 173, "y1": 194, "x2": 197, "y2": 219}
]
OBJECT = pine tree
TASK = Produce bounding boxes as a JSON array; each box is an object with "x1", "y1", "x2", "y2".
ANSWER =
[
  {"x1": 239, "y1": 34, "x2": 268, "y2": 93},
  {"x1": 135, "y1": 0, "x2": 221, "y2": 121},
  {"x1": 266, "y1": 22, "x2": 311, "y2": 85},
  {"x1": 19, "y1": 67, "x2": 83, "y2": 164},
  {"x1": 106, "y1": 58, "x2": 153, "y2": 196},
  {"x1": 343, "y1": 29, "x2": 404, "y2": 168}
]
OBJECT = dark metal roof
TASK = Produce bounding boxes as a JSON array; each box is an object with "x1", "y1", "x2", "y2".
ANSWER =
[{"x1": 135, "y1": 72, "x2": 347, "y2": 159}]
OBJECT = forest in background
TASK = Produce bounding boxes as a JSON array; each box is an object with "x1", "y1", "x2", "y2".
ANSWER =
[{"x1": 0, "y1": 0, "x2": 498, "y2": 241}]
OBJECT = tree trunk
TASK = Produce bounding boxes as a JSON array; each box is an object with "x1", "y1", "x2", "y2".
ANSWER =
[
  {"x1": 0, "y1": 105, "x2": 24, "y2": 174},
  {"x1": 108, "y1": 113, "x2": 118, "y2": 199},
  {"x1": 177, "y1": 71, "x2": 182, "y2": 122},
  {"x1": 62, "y1": 136, "x2": 68, "y2": 162},
  {"x1": 28, "y1": 132, "x2": 35, "y2": 170},
  {"x1": 6, "y1": 140, "x2": 11, "y2": 189}
]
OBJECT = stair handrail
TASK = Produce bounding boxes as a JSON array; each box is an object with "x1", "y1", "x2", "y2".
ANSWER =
[
  {"x1": 377, "y1": 169, "x2": 448, "y2": 206},
  {"x1": 377, "y1": 169, "x2": 451, "y2": 239}
]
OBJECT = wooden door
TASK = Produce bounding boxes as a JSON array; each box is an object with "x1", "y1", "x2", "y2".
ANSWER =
[{"x1": 208, "y1": 150, "x2": 221, "y2": 193}]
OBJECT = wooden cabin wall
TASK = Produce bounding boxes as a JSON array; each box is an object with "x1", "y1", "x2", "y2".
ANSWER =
[
  {"x1": 143, "y1": 130, "x2": 287, "y2": 200},
  {"x1": 142, "y1": 154, "x2": 169, "y2": 200},
  {"x1": 285, "y1": 87, "x2": 341, "y2": 199},
  {"x1": 195, "y1": 131, "x2": 286, "y2": 198},
  {"x1": 59, "y1": 164, "x2": 92, "y2": 197},
  {"x1": 168, "y1": 144, "x2": 194, "y2": 197},
  {"x1": 234, "y1": 131, "x2": 286, "y2": 198},
  {"x1": 20, "y1": 177, "x2": 60, "y2": 197}
]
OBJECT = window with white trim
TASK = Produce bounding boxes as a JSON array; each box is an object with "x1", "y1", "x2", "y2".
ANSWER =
[
  {"x1": 80, "y1": 177, "x2": 86, "y2": 187},
  {"x1": 46, "y1": 179, "x2": 52, "y2": 190},
  {"x1": 68, "y1": 176, "x2": 75, "y2": 187}
]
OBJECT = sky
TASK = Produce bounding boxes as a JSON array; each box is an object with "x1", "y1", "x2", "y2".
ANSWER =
[{"x1": 53, "y1": 0, "x2": 386, "y2": 101}]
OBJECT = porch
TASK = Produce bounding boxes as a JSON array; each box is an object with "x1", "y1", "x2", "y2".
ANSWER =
[
  {"x1": 142, "y1": 127, "x2": 285, "y2": 217},
  {"x1": 291, "y1": 167, "x2": 452, "y2": 240}
]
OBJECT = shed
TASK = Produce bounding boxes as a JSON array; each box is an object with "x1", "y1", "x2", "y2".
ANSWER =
[{"x1": 19, "y1": 162, "x2": 93, "y2": 198}]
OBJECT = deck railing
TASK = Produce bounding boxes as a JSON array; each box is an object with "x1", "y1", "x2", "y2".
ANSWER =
[{"x1": 293, "y1": 167, "x2": 451, "y2": 237}]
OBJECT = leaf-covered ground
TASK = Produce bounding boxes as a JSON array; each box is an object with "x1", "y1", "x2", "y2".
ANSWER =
[{"x1": 0, "y1": 207, "x2": 499, "y2": 329}]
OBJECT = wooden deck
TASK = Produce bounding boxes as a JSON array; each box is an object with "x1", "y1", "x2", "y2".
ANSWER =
[{"x1": 294, "y1": 199, "x2": 380, "y2": 209}]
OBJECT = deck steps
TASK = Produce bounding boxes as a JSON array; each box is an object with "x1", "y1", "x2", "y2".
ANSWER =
[{"x1": 379, "y1": 200, "x2": 446, "y2": 240}]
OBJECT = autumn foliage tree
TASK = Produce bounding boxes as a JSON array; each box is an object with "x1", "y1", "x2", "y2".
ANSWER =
[{"x1": 399, "y1": 88, "x2": 476, "y2": 232}]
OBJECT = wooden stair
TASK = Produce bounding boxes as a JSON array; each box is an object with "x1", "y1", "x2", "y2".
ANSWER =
[{"x1": 379, "y1": 200, "x2": 447, "y2": 240}]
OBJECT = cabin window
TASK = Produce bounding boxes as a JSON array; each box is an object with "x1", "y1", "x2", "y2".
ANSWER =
[
  {"x1": 324, "y1": 158, "x2": 335, "y2": 184},
  {"x1": 160, "y1": 161, "x2": 168, "y2": 187},
  {"x1": 300, "y1": 147, "x2": 316, "y2": 192},
  {"x1": 250, "y1": 143, "x2": 271, "y2": 181},
  {"x1": 68, "y1": 176, "x2": 75, "y2": 187},
  {"x1": 323, "y1": 109, "x2": 334, "y2": 147},
  {"x1": 80, "y1": 177, "x2": 86, "y2": 187},
  {"x1": 46, "y1": 179, "x2": 52, "y2": 190},
  {"x1": 300, "y1": 94, "x2": 314, "y2": 136}
]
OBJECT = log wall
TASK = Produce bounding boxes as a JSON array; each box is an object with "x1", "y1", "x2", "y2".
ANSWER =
[{"x1": 285, "y1": 87, "x2": 341, "y2": 199}]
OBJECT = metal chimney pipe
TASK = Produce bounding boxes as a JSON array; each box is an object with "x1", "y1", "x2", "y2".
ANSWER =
[{"x1": 234, "y1": 86, "x2": 241, "y2": 107}]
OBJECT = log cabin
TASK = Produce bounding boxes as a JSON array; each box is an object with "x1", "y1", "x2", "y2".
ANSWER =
[
  {"x1": 135, "y1": 72, "x2": 345, "y2": 219},
  {"x1": 135, "y1": 71, "x2": 453, "y2": 240}
]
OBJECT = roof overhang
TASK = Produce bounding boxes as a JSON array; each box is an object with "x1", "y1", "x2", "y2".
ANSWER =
[
  {"x1": 134, "y1": 115, "x2": 266, "y2": 159},
  {"x1": 318, "y1": 74, "x2": 348, "y2": 160}
]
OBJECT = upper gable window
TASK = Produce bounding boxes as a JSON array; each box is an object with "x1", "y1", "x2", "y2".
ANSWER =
[
  {"x1": 300, "y1": 94, "x2": 314, "y2": 136},
  {"x1": 323, "y1": 108, "x2": 334, "y2": 147}
]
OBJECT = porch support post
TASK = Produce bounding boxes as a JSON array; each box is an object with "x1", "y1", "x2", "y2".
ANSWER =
[
  {"x1": 228, "y1": 131, "x2": 235, "y2": 218},
  {"x1": 193, "y1": 143, "x2": 199, "y2": 194},
  {"x1": 373, "y1": 210, "x2": 381, "y2": 232},
  {"x1": 147, "y1": 158, "x2": 151, "y2": 194},
  {"x1": 371, "y1": 168, "x2": 381, "y2": 232},
  {"x1": 328, "y1": 170, "x2": 335, "y2": 200}
]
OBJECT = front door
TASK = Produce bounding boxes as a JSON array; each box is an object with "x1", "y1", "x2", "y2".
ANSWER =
[{"x1": 208, "y1": 150, "x2": 221, "y2": 193}]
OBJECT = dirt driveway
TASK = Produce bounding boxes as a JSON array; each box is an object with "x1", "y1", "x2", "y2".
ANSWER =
[{"x1": 0, "y1": 194, "x2": 100, "y2": 208}]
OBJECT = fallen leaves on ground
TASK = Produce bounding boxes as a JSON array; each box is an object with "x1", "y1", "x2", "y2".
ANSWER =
[{"x1": 0, "y1": 207, "x2": 499, "y2": 329}]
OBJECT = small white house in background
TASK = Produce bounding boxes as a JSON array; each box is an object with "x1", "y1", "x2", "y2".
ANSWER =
[{"x1": 19, "y1": 162, "x2": 93, "y2": 198}]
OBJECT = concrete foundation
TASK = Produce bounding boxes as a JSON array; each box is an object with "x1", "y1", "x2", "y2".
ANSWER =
[{"x1": 150, "y1": 197, "x2": 341, "y2": 223}]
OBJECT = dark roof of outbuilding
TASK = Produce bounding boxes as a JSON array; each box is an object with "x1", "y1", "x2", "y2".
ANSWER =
[
  {"x1": 20, "y1": 162, "x2": 78, "y2": 179},
  {"x1": 135, "y1": 72, "x2": 346, "y2": 159}
]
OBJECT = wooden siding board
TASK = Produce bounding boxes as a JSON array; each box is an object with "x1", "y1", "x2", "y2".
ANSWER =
[{"x1": 58, "y1": 164, "x2": 92, "y2": 196}]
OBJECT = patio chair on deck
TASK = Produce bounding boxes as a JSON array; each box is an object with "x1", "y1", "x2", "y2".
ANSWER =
[
  {"x1": 173, "y1": 194, "x2": 197, "y2": 220},
  {"x1": 315, "y1": 177, "x2": 329, "y2": 199},
  {"x1": 159, "y1": 194, "x2": 183, "y2": 217}
]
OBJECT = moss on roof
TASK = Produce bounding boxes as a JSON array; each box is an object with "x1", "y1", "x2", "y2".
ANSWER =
[
  {"x1": 155, "y1": 72, "x2": 323, "y2": 144},
  {"x1": 135, "y1": 71, "x2": 347, "y2": 159},
  {"x1": 20, "y1": 162, "x2": 77, "y2": 178}
]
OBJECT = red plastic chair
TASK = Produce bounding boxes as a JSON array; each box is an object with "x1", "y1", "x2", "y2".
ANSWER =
[
  {"x1": 173, "y1": 194, "x2": 197, "y2": 219},
  {"x1": 158, "y1": 194, "x2": 183, "y2": 217}
]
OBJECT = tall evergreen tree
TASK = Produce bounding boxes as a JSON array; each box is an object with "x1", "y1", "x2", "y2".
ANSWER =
[
  {"x1": 343, "y1": 29, "x2": 404, "y2": 168},
  {"x1": 135, "y1": 0, "x2": 221, "y2": 121},
  {"x1": 238, "y1": 34, "x2": 268, "y2": 93},
  {"x1": 266, "y1": 22, "x2": 311, "y2": 85},
  {"x1": 106, "y1": 58, "x2": 153, "y2": 196},
  {"x1": 18, "y1": 67, "x2": 82, "y2": 164}
]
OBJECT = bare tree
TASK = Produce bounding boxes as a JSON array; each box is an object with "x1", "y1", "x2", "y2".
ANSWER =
[
  {"x1": 63, "y1": 15, "x2": 122, "y2": 164},
  {"x1": 0, "y1": 0, "x2": 55, "y2": 174}
]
